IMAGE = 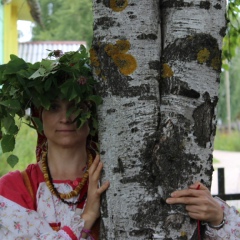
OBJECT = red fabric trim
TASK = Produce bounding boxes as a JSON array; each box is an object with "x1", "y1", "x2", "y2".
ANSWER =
[
  {"x1": 49, "y1": 222, "x2": 61, "y2": 231},
  {"x1": 0, "y1": 163, "x2": 44, "y2": 210},
  {"x1": 61, "y1": 226, "x2": 78, "y2": 240}
]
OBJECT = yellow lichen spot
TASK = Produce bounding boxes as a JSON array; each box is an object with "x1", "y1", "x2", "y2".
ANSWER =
[
  {"x1": 89, "y1": 48, "x2": 100, "y2": 67},
  {"x1": 104, "y1": 44, "x2": 119, "y2": 57},
  {"x1": 116, "y1": 40, "x2": 131, "y2": 53},
  {"x1": 197, "y1": 48, "x2": 210, "y2": 64},
  {"x1": 90, "y1": 48, "x2": 102, "y2": 76},
  {"x1": 211, "y1": 56, "x2": 221, "y2": 71},
  {"x1": 162, "y1": 63, "x2": 174, "y2": 78},
  {"x1": 112, "y1": 53, "x2": 137, "y2": 75},
  {"x1": 110, "y1": 0, "x2": 128, "y2": 12},
  {"x1": 95, "y1": 68, "x2": 102, "y2": 76},
  {"x1": 181, "y1": 232, "x2": 187, "y2": 237}
]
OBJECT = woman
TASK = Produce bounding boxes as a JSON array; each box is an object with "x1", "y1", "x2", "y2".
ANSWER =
[
  {"x1": 0, "y1": 47, "x2": 109, "y2": 239},
  {"x1": 166, "y1": 182, "x2": 240, "y2": 239}
]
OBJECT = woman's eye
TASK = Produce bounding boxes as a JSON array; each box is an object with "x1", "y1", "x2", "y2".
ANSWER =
[{"x1": 49, "y1": 103, "x2": 60, "y2": 111}]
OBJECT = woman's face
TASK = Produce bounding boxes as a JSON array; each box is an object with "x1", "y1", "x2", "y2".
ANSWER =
[{"x1": 42, "y1": 99, "x2": 90, "y2": 148}]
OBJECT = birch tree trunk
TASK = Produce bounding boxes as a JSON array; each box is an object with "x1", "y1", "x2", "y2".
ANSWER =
[{"x1": 91, "y1": 1, "x2": 226, "y2": 239}]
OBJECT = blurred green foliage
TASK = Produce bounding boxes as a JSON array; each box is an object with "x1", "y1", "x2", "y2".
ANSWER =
[
  {"x1": 218, "y1": 47, "x2": 240, "y2": 123},
  {"x1": 214, "y1": 130, "x2": 240, "y2": 151},
  {"x1": 0, "y1": 120, "x2": 37, "y2": 176},
  {"x1": 222, "y1": 0, "x2": 240, "y2": 63},
  {"x1": 32, "y1": 0, "x2": 93, "y2": 47}
]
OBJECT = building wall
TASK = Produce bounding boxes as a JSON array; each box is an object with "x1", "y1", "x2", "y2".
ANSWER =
[
  {"x1": 3, "y1": 4, "x2": 18, "y2": 63},
  {"x1": 2, "y1": 1, "x2": 33, "y2": 63},
  {"x1": 0, "y1": 4, "x2": 3, "y2": 64}
]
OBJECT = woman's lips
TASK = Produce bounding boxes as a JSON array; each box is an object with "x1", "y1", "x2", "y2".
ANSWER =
[{"x1": 56, "y1": 130, "x2": 75, "y2": 132}]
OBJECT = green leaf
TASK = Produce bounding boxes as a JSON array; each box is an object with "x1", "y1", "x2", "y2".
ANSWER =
[
  {"x1": 31, "y1": 117, "x2": 43, "y2": 134},
  {"x1": 1, "y1": 134, "x2": 15, "y2": 153},
  {"x1": 222, "y1": 64, "x2": 229, "y2": 71},
  {"x1": 7, "y1": 154, "x2": 19, "y2": 168},
  {"x1": 87, "y1": 95, "x2": 103, "y2": 106},
  {"x1": 5, "y1": 57, "x2": 28, "y2": 74},
  {"x1": 0, "y1": 100, "x2": 21, "y2": 110},
  {"x1": 60, "y1": 81, "x2": 78, "y2": 100},
  {"x1": 2, "y1": 116, "x2": 15, "y2": 131},
  {"x1": 2, "y1": 116, "x2": 19, "y2": 134},
  {"x1": 44, "y1": 78, "x2": 53, "y2": 91},
  {"x1": 29, "y1": 66, "x2": 46, "y2": 79}
]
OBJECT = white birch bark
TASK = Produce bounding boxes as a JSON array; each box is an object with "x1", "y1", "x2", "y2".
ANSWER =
[
  {"x1": 92, "y1": 0, "x2": 226, "y2": 239},
  {"x1": 154, "y1": 1, "x2": 226, "y2": 238}
]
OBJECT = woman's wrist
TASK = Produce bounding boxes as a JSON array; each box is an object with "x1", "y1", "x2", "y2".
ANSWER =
[
  {"x1": 202, "y1": 213, "x2": 225, "y2": 230},
  {"x1": 81, "y1": 213, "x2": 95, "y2": 230},
  {"x1": 80, "y1": 228, "x2": 94, "y2": 240},
  {"x1": 209, "y1": 210, "x2": 224, "y2": 226}
]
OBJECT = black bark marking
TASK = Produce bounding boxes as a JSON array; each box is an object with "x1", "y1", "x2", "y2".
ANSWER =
[
  {"x1": 113, "y1": 157, "x2": 125, "y2": 173},
  {"x1": 93, "y1": 17, "x2": 117, "y2": 30},
  {"x1": 200, "y1": 1, "x2": 210, "y2": 9},
  {"x1": 149, "y1": 60, "x2": 161, "y2": 70},
  {"x1": 162, "y1": 76, "x2": 200, "y2": 99},
  {"x1": 219, "y1": 26, "x2": 227, "y2": 37},
  {"x1": 106, "y1": 108, "x2": 116, "y2": 114},
  {"x1": 137, "y1": 33, "x2": 158, "y2": 40},
  {"x1": 123, "y1": 102, "x2": 135, "y2": 107},
  {"x1": 132, "y1": 199, "x2": 163, "y2": 230},
  {"x1": 193, "y1": 92, "x2": 218, "y2": 147},
  {"x1": 128, "y1": 12, "x2": 137, "y2": 19},
  {"x1": 129, "y1": 228, "x2": 155, "y2": 238},
  {"x1": 162, "y1": 33, "x2": 222, "y2": 72},
  {"x1": 178, "y1": 88, "x2": 200, "y2": 99},
  {"x1": 214, "y1": 3, "x2": 222, "y2": 9},
  {"x1": 131, "y1": 127, "x2": 139, "y2": 133},
  {"x1": 101, "y1": 191, "x2": 109, "y2": 218},
  {"x1": 161, "y1": 0, "x2": 194, "y2": 8}
]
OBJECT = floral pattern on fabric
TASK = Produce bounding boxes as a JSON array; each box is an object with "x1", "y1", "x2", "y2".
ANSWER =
[
  {"x1": 0, "y1": 181, "x2": 90, "y2": 239},
  {"x1": 205, "y1": 197, "x2": 240, "y2": 239}
]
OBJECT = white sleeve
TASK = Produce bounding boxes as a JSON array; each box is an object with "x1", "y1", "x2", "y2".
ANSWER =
[
  {"x1": 0, "y1": 196, "x2": 86, "y2": 240},
  {"x1": 205, "y1": 197, "x2": 240, "y2": 239}
]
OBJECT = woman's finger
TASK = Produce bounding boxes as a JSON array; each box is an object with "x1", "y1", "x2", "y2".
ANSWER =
[
  {"x1": 88, "y1": 154, "x2": 100, "y2": 175},
  {"x1": 97, "y1": 181, "x2": 110, "y2": 194},
  {"x1": 189, "y1": 182, "x2": 209, "y2": 191},
  {"x1": 170, "y1": 188, "x2": 204, "y2": 199}
]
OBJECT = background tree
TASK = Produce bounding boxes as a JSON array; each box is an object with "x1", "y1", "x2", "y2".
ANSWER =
[
  {"x1": 32, "y1": 0, "x2": 93, "y2": 47},
  {"x1": 91, "y1": 1, "x2": 226, "y2": 239},
  {"x1": 218, "y1": 47, "x2": 240, "y2": 123},
  {"x1": 217, "y1": 0, "x2": 240, "y2": 127}
]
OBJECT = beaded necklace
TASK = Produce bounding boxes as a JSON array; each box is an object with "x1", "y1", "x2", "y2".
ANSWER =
[{"x1": 41, "y1": 150, "x2": 93, "y2": 206}]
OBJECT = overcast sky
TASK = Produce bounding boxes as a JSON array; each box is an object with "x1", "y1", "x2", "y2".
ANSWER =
[{"x1": 17, "y1": 20, "x2": 33, "y2": 42}]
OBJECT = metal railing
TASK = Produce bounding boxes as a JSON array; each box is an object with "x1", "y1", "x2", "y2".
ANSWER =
[{"x1": 213, "y1": 168, "x2": 240, "y2": 201}]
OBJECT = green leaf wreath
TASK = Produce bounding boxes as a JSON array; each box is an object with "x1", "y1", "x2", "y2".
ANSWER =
[{"x1": 0, "y1": 45, "x2": 102, "y2": 166}]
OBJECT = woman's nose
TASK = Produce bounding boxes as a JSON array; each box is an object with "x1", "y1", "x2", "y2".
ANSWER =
[{"x1": 59, "y1": 109, "x2": 73, "y2": 123}]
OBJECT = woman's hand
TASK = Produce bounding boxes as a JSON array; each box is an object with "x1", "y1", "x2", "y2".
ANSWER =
[
  {"x1": 81, "y1": 155, "x2": 110, "y2": 230},
  {"x1": 166, "y1": 182, "x2": 224, "y2": 226}
]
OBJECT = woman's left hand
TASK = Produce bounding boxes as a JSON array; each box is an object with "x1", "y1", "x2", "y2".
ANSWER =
[
  {"x1": 166, "y1": 182, "x2": 224, "y2": 226},
  {"x1": 81, "y1": 155, "x2": 110, "y2": 230}
]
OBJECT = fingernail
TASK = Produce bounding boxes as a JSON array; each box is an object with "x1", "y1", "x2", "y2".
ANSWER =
[
  {"x1": 166, "y1": 198, "x2": 171, "y2": 204},
  {"x1": 171, "y1": 192, "x2": 175, "y2": 197}
]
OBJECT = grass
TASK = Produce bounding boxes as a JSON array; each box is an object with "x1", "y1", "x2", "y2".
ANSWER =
[
  {"x1": 0, "y1": 122, "x2": 37, "y2": 176},
  {"x1": 214, "y1": 130, "x2": 240, "y2": 152},
  {"x1": 213, "y1": 157, "x2": 220, "y2": 164}
]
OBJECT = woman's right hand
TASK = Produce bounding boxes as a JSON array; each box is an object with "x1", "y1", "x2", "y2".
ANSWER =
[
  {"x1": 81, "y1": 155, "x2": 110, "y2": 230},
  {"x1": 166, "y1": 182, "x2": 224, "y2": 226}
]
